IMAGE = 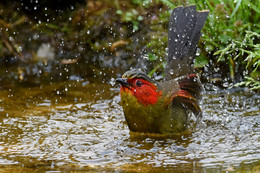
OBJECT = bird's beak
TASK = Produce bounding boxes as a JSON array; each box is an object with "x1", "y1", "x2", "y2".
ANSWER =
[{"x1": 116, "y1": 78, "x2": 131, "y2": 89}]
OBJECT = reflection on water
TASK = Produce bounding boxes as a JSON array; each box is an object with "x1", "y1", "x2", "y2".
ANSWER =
[{"x1": 0, "y1": 81, "x2": 259, "y2": 172}]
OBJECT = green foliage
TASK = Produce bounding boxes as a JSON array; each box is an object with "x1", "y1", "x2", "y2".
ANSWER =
[
  {"x1": 147, "y1": 53, "x2": 159, "y2": 61},
  {"x1": 148, "y1": 0, "x2": 260, "y2": 90},
  {"x1": 235, "y1": 76, "x2": 260, "y2": 90},
  {"x1": 214, "y1": 31, "x2": 260, "y2": 89},
  {"x1": 156, "y1": 0, "x2": 175, "y2": 8},
  {"x1": 1, "y1": 0, "x2": 259, "y2": 89},
  {"x1": 194, "y1": 0, "x2": 259, "y2": 90},
  {"x1": 214, "y1": 31, "x2": 260, "y2": 73},
  {"x1": 116, "y1": 3, "x2": 145, "y2": 32}
]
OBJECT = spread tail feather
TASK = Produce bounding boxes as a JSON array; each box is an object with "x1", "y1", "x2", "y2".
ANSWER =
[{"x1": 165, "y1": 5, "x2": 209, "y2": 80}]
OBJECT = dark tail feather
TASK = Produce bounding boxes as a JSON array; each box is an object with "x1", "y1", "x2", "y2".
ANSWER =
[
  {"x1": 165, "y1": 5, "x2": 209, "y2": 80},
  {"x1": 173, "y1": 74, "x2": 202, "y2": 117}
]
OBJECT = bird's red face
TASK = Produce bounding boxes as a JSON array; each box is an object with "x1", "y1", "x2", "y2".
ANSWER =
[{"x1": 116, "y1": 78, "x2": 162, "y2": 106}]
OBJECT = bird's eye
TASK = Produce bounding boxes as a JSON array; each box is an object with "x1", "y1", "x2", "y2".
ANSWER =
[{"x1": 135, "y1": 80, "x2": 143, "y2": 87}]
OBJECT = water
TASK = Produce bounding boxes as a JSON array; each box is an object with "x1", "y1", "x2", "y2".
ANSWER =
[{"x1": 0, "y1": 81, "x2": 259, "y2": 172}]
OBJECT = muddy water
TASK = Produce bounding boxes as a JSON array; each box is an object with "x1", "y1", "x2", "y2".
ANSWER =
[{"x1": 0, "y1": 81, "x2": 259, "y2": 172}]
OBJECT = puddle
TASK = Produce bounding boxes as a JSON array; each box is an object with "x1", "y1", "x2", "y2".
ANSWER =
[{"x1": 0, "y1": 81, "x2": 259, "y2": 172}]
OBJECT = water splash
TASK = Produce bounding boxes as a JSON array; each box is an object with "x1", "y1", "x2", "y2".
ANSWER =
[{"x1": 0, "y1": 82, "x2": 259, "y2": 172}]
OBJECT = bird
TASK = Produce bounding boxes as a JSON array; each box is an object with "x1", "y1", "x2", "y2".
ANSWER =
[{"x1": 116, "y1": 5, "x2": 208, "y2": 135}]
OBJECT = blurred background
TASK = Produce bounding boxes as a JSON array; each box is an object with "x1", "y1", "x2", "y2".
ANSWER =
[{"x1": 0, "y1": 0, "x2": 259, "y2": 90}]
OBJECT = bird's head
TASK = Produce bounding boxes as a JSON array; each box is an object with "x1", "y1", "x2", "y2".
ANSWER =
[{"x1": 116, "y1": 69, "x2": 162, "y2": 106}]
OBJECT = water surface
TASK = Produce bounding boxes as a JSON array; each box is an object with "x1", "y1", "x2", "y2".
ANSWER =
[{"x1": 0, "y1": 81, "x2": 259, "y2": 172}]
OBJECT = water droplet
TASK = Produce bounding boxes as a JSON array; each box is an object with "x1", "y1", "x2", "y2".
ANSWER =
[
  {"x1": 142, "y1": 54, "x2": 149, "y2": 60},
  {"x1": 223, "y1": 82, "x2": 230, "y2": 87},
  {"x1": 169, "y1": 69, "x2": 174, "y2": 75}
]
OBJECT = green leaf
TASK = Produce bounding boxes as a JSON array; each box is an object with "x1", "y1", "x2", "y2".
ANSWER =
[
  {"x1": 194, "y1": 56, "x2": 209, "y2": 68},
  {"x1": 159, "y1": 0, "x2": 175, "y2": 9},
  {"x1": 148, "y1": 53, "x2": 158, "y2": 61},
  {"x1": 231, "y1": 0, "x2": 242, "y2": 18}
]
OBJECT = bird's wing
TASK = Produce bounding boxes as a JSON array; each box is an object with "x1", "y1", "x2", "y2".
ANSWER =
[{"x1": 163, "y1": 74, "x2": 202, "y2": 117}]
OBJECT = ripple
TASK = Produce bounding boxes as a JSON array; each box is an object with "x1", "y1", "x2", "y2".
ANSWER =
[{"x1": 0, "y1": 83, "x2": 259, "y2": 172}]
